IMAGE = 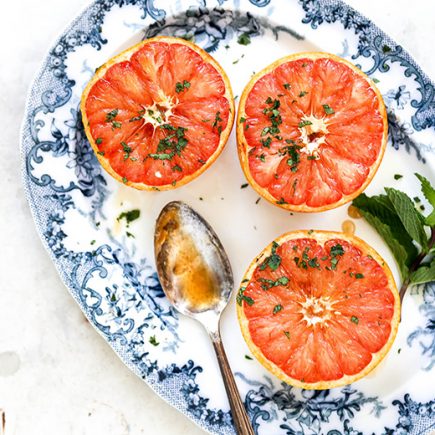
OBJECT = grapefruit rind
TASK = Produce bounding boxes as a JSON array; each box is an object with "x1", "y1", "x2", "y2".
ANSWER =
[
  {"x1": 236, "y1": 52, "x2": 388, "y2": 212},
  {"x1": 236, "y1": 230, "x2": 400, "y2": 390},
  {"x1": 81, "y1": 36, "x2": 235, "y2": 191}
]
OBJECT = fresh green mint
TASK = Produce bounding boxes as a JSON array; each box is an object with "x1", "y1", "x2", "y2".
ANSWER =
[
  {"x1": 259, "y1": 241, "x2": 282, "y2": 271},
  {"x1": 237, "y1": 33, "x2": 251, "y2": 46},
  {"x1": 257, "y1": 276, "x2": 289, "y2": 290},
  {"x1": 353, "y1": 173, "x2": 435, "y2": 300},
  {"x1": 175, "y1": 80, "x2": 191, "y2": 93},
  {"x1": 117, "y1": 209, "x2": 140, "y2": 226},
  {"x1": 149, "y1": 335, "x2": 160, "y2": 346},
  {"x1": 415, "y1": 174, "x2": 435, "y2": 225},
  {"x1": 322, "y1": 104, "x2": 335, "y2": 115},
  {"x1": 236, "y1": 286, "x2": 255, "y2": 306}
]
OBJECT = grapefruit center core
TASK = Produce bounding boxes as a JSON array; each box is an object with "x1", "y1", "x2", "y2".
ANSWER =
[
  {"x1": 139, "y1": 96, "x2": 177, "y2": 129},
  {"x1": 299, "y1": 115, "x2": 328, "y2": 158},
  {"x1": 301, "y1": 295, "x2": 334, "y2": 326}
]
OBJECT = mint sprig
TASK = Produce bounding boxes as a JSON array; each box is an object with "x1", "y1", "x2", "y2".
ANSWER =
[
  {"x1": 352, "y1": 173, "x2": 435, "y2": 301},
  {"x1": 352, "y1": 194, "x2": 417, "y2": 278}
]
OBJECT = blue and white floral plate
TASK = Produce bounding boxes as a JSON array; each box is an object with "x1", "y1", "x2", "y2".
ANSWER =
[{"x1": 21, "y1": 0, "x2": 435, "y2": 434}]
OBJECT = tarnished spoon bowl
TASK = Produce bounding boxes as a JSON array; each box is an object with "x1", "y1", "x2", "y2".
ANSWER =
[{"x1": 154, "y1": 201, "x2": 254, "y2": 435}]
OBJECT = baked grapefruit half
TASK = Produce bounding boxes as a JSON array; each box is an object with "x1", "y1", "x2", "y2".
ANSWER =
[
  {"x1": 237, "y1": 52, "x2": 387, "y2": 212},
  {"x1": 81, "y1": 36, "x2": 234, "y2": 190},
  {"x1": 236, "y1": 230, "x2": 400, "y2": 390}
]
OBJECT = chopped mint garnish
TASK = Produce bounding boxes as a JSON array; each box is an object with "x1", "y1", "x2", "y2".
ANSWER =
[
  {"x1": 105, "y1": 109, "x2": 118, "y2": 122},
  {"x1": 257, "y1": 276, "x2": 289, "y2": 290},
  {"x1": 322, "y1": 104, "x2": 335, "y2": 115},
  {"x1": 237, "y1": 33, "x2": 251, "y2": 46},
  {"x1": 149, "y1": 335, "x2": 159, "y2": 346},
  {"x1": 236, "y1": 287, "x2": 255, "y2": 306},
  {"x1": 259, "y1": 241, "x2": 281, "y2": 271},
  {"x1": 273, "y1": 304, "x2": 283, "y2": 315},
  {"x1": 117, "y1": 209, "x2": 140, "y2": 225},
  {"x1": 298, "y1": 120, "x2": 312, "y2": 128},
  {"x1": 175, "y1": 80, "x2": 191, "y2": 93}
]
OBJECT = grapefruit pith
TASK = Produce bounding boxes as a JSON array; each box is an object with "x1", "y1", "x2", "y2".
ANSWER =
[
  {"x1": 237, "y1": 52, "x2": 387, "y2": 212},
  {"x1": 237, "y1": 230, "x2": 400, "y2": 390},
  {"x1": 81, "y1": 36, "x2": 234, "y2": 190}
]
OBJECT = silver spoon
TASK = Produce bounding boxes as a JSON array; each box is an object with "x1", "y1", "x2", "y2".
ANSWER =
[{"x1": 154, "y1": 201, "x2": 254, "y2": 435}]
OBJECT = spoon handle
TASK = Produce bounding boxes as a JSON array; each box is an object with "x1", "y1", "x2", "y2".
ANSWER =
[{"x1": 210, "y1": 331, "x2": 255, "y2": 435}]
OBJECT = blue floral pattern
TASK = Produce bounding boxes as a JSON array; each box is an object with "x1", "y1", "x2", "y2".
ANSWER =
[
  {"x1": 385, "y1": 395, "x2": 435, "y2": 435},
  {"x1": 21, "y1": 0, "x2": 435, "y2": 434},
  {"x1": 387, "y1": 110, "x2": 427, "y2": 163},
  {"x1": 385, "y1": 86, "x2": 411, "y2": 110},
  {"x1": 299, "y1": 0, "x2": 435, "y2": 131},
  {"x1": 238, "y1": 374, "x2": 385, "y2": 433},
  {"x1": 408, "y1": 283, "x2": 435, "y2": 371},
  {"x1": 144, "y1": 7, "x2": 303, "y2": 52}
]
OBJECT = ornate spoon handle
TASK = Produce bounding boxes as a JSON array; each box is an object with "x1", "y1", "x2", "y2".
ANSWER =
[{"x1": 209, "y1": 330, "x2": 255, "y2": 435}]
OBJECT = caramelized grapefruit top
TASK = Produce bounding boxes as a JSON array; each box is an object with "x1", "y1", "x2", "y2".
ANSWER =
[
  {"x1": 237, "y1": 230, "x2": 400, "y2": 390},
  {"x1": 81, "y1": 36, "x2": 234, "y2": 190},
  {"x1": 237, "y1": 52, "x2": 387, "y2": 212}
]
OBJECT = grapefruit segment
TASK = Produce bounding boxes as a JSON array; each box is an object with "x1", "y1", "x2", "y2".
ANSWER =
[
  {"x1": 313, "y1": 328, "x2": 343, "y2": 381},
  {"x1": 237, "y1": 52, "x2": 387, "y2": 212},
  {"x1": 237, "y1": 230, "x2": 400, "y2": 390},
  {"x1": 81, "y1": 36, "x2": 234, "y2": 190}
]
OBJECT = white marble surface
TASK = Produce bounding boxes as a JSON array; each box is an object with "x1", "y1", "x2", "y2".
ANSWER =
[{"x1": 1, "y1": 1, "x2": 434, "y2": 434}]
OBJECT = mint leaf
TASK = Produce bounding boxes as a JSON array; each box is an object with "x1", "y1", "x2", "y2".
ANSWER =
[
  {"x1": 415, "y1": 173, "x2": 435, "y2": 207},
  {"x1": 357, "y1": 209, "x2": 410, "y2": 278},
  {"x1": 353, "y1": 193, "x2": 396, "y2": 221},
  {"x1": 426, "y1": 210, "x2": 435, "y2": 226},
  {"x1": 415, "y1": 173, "x2": 435, "y2": 225},
  {"x1": 372, "y1": 194, "x2": 397, "y2": 213},
  {"x1": 410, "y1": 259, "x2": 435, "y2": 284},
  {"x1": 353, "y1": 193, "x2": 418, "y2": 278},
  {"x1": 385, "y1": 188, "x2": 428, "y2": 251}
]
